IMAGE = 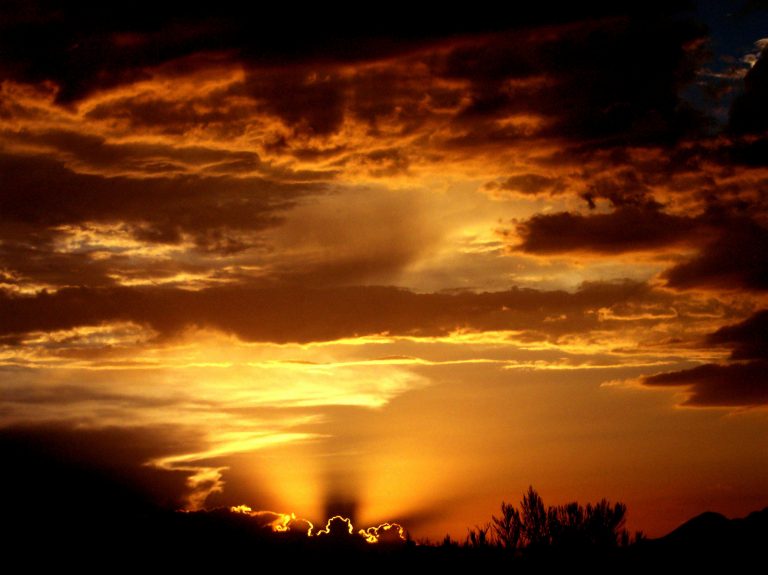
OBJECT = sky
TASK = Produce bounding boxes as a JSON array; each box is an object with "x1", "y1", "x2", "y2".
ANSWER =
[{"x1": 1, "y1": 1, "x2": 767, "y2": 540}]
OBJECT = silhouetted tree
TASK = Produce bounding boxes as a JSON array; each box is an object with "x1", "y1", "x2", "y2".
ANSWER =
[
  {"x1": 492, "y1": 501, "x2": 523, "y2": 549},
  {"x1": 491, "y1": 486, "x2": 630, "y2": 552},
  {"x1": 548, "y1": 502, "x2": 587, "y2": 548},
  {"x1": 583, "y1": 499, "x2": 627, "y2": 547},
  {"x1": 442, "y1": 534, "x2": 458, "y2": 548},
  {"x1": 520, "y1": 486, "x2": 549, "y2": 548},
  {"x1": 466, "y1": 523, "x2": 492, "y2": 548}
]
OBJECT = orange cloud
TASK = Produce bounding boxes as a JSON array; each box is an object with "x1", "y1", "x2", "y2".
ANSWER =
[
  {"x1": 359, "y1": 522, "x2": 406, "y2": 544},
  {"x1": 642, "y1": 309, "x2": 768, "y2": 407},
  {"x1": 229, "y1": 505, "x2": 313, "y2": 534},
  {"x1": 0, "y1": 281, "x2": 742, "y2": 345},
  {"x1": 315, "y1": 515, "x2": 354, "y2": 537}
]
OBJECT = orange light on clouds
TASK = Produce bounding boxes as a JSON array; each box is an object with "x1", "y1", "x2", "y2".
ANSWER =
[
  {"x1": 359, "y1": 523, "x2": 406, "y2": 544},
  {"x1": 1, "y1": 5, "x2": 767, "y2": 547}
]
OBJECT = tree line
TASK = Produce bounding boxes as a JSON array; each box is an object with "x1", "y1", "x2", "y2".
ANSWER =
[{"x1": 463, "y1": 486, "x2": 641, "y2": 550}]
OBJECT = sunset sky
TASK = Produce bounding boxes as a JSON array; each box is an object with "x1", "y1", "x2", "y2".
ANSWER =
[{"x1": 1, "y1": 1, "x2": 767, "y2": 540}]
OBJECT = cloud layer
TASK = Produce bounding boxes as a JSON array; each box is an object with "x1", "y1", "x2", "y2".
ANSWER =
[{"x1": 643, "y1": 310, "x2": 768, "y2": 406}]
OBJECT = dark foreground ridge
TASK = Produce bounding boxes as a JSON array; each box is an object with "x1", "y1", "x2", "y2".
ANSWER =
[
  {"x1": 6, "y1": 499, "x2": 767, "y2": 572},
  {"x1": 4, "y1": 432, "x2": 765, "y2": 572}
]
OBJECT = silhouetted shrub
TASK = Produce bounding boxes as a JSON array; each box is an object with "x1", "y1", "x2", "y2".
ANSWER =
[
  {"x1": 466, "y1": 523, "x2": 492, "y2": 548},
  {"x1": 493, "y1": 501, "x2": 523, "y2": 549},
  {"x1": 584, "y1": 499, "x2": 627, "y2": 547},
  {"x1": 521, "y1": 486, "x2": 549, "y2": 548},
  {"x1": 492, "y1": 486, "x2": 629, "y2": 551}
]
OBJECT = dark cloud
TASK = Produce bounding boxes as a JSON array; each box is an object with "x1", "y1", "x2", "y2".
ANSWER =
[
  {"x1": 437, "y1": 7, "x2": 706, "y2": 149},
  {"x1": 707, "y1": 309, "x2": 768, "y2": 360},
  {"x1": 0, "y1": 234, "x2": 119, "y2": 287},
  {"x1": 663, "y1": 219, "x2": 768, "y2": 291},
  {"x1": 0, "y1": 280, "x2": 722, "y2": 345},
  {"x1": 729, "y1": 47, "x2": 768, "y2": 134},
  {"x1": 1, "y1": 128, "x2": 267, "y2": 176},
  {"x1": 0, "y1": 151, "x2": 320, "y2": 252},
  {"x1": 643, "y1": 361, "x2": 768, "y2": 407},
  {"x1": 540, "y1": 18, "x2": 705, "y2": 145},
  {"x1": 0, "y1": 2, "x2": 656, "y2": 104},
  {"x1": 642, "y1": 310, "x2": 768, "y2": 407},
  {"x1": 0, "y1": 379, "x2": 182, "y2": 410},
  {"x1": 0, "y1": 2, "x2": 705, "y2": 149},
  {"x1": 578, "y1": 167, "x2": 656, "y2": 208},
  {"x1": 243, "y1": 67, "x2": 347, "y2": 137},
  {"x1": 83, "y1": 76, "x2": 258, "y2": 138},
  {"x1": 727, "y1": 136, "x2": 768, "y2": 167},
  {"x1": 724, "y1": 44, "x2": 768, "y2": 169},
  {"x1": 486, "y1": 173, "x2": 566, "y2": 196},
  {"x1": 355, "y1": 149, "x2": 411, "y2": 177},
  {"x1": 245, "y1": 10, "x2": 703, "y2": 152},
  {"x1": 514, "y1": 206, "x2": 701, "y2": 254}
]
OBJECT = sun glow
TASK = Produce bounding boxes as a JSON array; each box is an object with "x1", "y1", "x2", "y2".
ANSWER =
[
  {"x1": 227, "y1": 507, "x2": 406, "y2": 543},
  {"x1": 229, "y1": 505, "x2": 314, "y2": 534},
  {"x1": 359, "y1": 523, "x2": 406, "y2": 544}
]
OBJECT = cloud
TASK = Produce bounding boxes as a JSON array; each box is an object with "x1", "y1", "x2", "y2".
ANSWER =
[
  {"x1": 729, "y1": 46, "x2": 768, "y2": 134},
  {"x1": 643, "y1": 361, "x2": 768, "y2": 407},
  {"x1": 1, "y1": 128, "x2": 269, "y2": 178},
  {"x1": 642, "y1": 310, "x2": 768, "y2": 407},
  {"x1": 0, "y1": 151, "x2": 321, "y2": 255},
  {"x1": 707, "y1": 309, "x2": 768, "y2": 360},
  {"x1": 0, "y1": 3, "x2": 700, "y2": 102},
  {"x1": 0, "y1": 280, "x2": 716, "y2": 345},
  {"x1": 227, "y1": 505, "x2": 404, "y2": 542},
  {"x1": 663, "y1": 219, "x2": 768, "y2": 291},
  {"x1": 511, "y1": 198, "x2": 768, "y2": 294},
  {"x1": 514, "y1": 206, "x2": 701, "y2": 254},
  {"x1": 727, "y1": 136, "x2": 768, "y2": 167},
  {"x1": 0, "y1": 2, "x2": 735, "y2": 286},
  {"x1": 438, "y1": 9, "x2": 705, "y2": 149},
  {"x1": 243, "y1": 66, "x2": 347, "y2": 137},
  {"x1": 2, "y1": 4, "x2": 768, "y2": 547},
  {"x1": 315, "y1": 515, "x2": 355, "y2": 538},
  {"x1": 485, "y1": 173, "x2": 566, "y2": 197},
  {"x1": 229, "y1": 505, "x2": 306, "y2": 532},
  {"x1": 0, "y1": 3, "x2": 706, "y2": 153},
  {"x1": 359, "y1": 522, "x2": 406, "y2": 544}
]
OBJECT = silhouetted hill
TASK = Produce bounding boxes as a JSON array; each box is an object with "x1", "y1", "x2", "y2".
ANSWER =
[
  {"x1": 630, "y1": 507, "x2": 768, "y2": 570},
  {"x1": 658, "y1": 507, "x2": 768, "y2": 548},
  {"x1": 660, "y1": 510, "x2": 732, "y2": 544}
]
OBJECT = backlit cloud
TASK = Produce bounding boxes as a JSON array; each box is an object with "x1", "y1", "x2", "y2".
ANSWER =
[{"x1": 642, "y1": 309, "x2": 768, "y2": 407}]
